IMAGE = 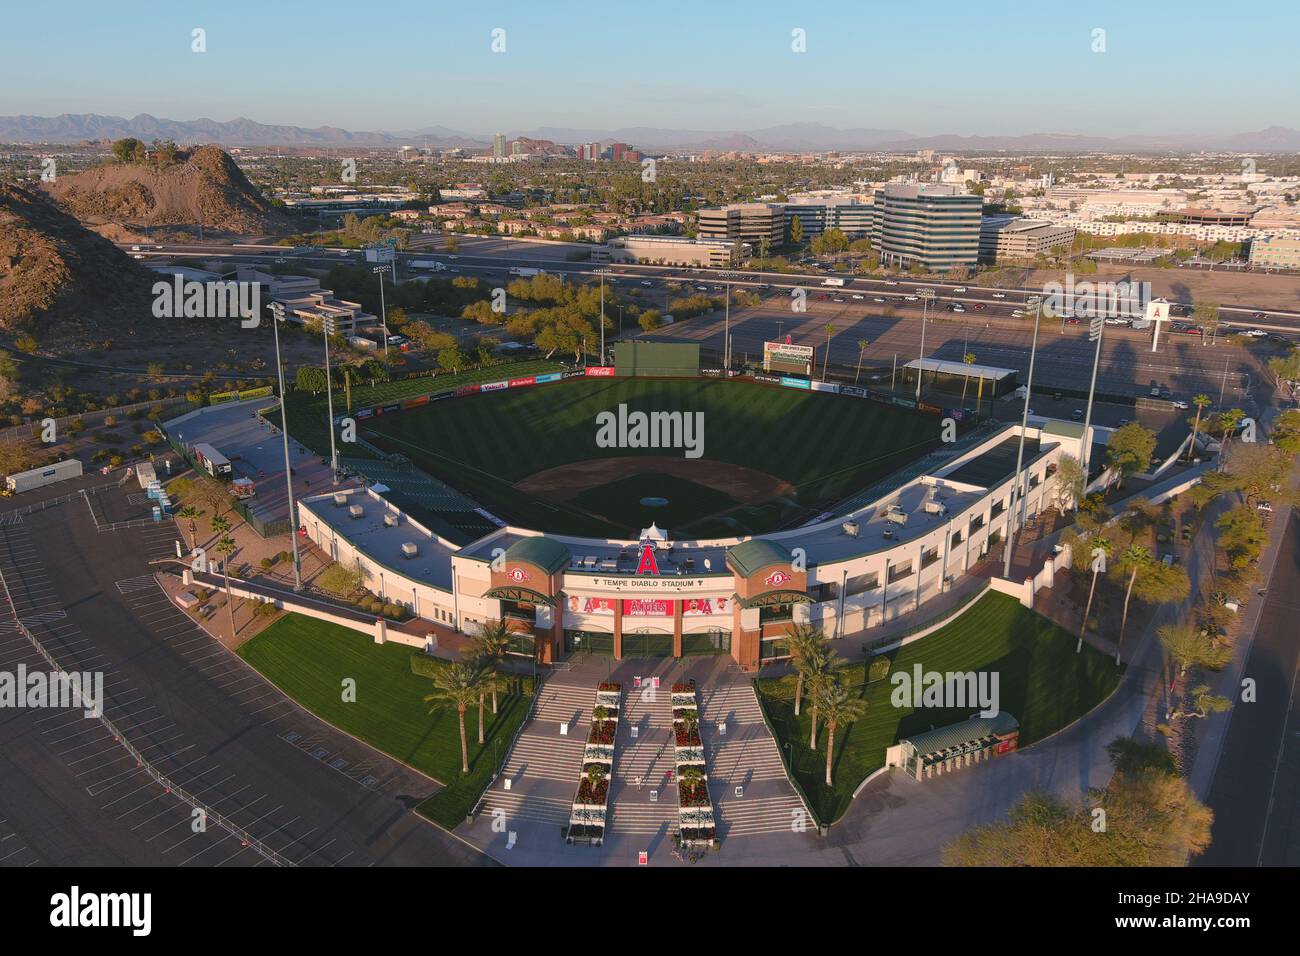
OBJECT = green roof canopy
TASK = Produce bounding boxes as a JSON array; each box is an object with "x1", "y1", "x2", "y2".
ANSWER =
[
  {"x1": 900, "y1": 711, "x2": 1019, "y2": 756},
  {"x1": 726, "y1": 539, "x2": 794, "y2": 578},
  {"x1": 504, "y1": 537, "x2": 571, "y2": 575}
]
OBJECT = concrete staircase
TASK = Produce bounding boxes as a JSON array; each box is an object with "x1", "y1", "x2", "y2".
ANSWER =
[
  {"x1": 606, "y1": 681, "x2": 679, "y2": 838},
  {"x1": 479, "y1": 678, "x2": 592, "y2": 828},
  {"x1": 699, "y1": 681, "x2": 811, "y2": 837}
]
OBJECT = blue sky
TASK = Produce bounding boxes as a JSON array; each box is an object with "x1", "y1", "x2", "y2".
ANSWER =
[{"x1": 2, "y1": 0, "x2": 1296, "y2": 136}]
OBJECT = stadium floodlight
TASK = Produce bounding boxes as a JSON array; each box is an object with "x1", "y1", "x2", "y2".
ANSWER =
[
  {"x1": 1003, "y1": 295, "x2": 1042, "y2": 580},
  {"x1": 914, "y1": 288, "x2": 936, "y2": 401},
  {"x1": 322, "y1": 319, "x2": 338, "y2": 485},
  {"x1": 372, "y1": 265, "x2": 391, "y2": 358},
  {"x1": 1078, "y1": 310, "x2": 1106, "y2": 486},
  {"x1": 269, "y1": 301, "x2": 303, "y2": 591}
]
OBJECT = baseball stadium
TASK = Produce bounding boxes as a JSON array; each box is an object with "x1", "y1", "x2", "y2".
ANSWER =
[{"x1": 283, "y1": 342, "x2": 1086, "y2": 671}]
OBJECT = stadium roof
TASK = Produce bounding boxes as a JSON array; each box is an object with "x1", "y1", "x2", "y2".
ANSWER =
[
  {"x1": 726, "y1": 539, "x2": 794, "y2": 577},
  {"x1": 504, "y1": 536, "x2": 571, "y2": 574},
  {"x1": 904, "y1": 358, "x2": 1018, "y2": 381}
]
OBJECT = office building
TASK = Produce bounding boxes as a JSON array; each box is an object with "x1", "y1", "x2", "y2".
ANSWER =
[
  {"x1": 978, "y1": 217, "x2": 1076, "y2": 263},
  {"x1": 869, "y1": 184, "x2": 982, "y2": 272},
  {"x1": 1249, "y1": 235, "x2": 1300, "y2": 270},
  {"x1": 696, "y1": 203, "x2": 785, "y2": 247},
  {"x1": 492, "y1": 133, "x2": 506, "y2": 158}
]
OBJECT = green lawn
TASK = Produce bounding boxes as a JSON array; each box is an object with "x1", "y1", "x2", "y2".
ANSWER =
[
  {"x1": 755, "y1": 591, "x2": 1124, "y2": 824},
  {"x1": 364, "y1": 376, "x2": 939, "y2": 535},
  {"x1": 236, "y1": 613, "x2": 532, "y2": 829},
  {"x1": 281, "y1": 358, "x2": 565, "y2": 463}
]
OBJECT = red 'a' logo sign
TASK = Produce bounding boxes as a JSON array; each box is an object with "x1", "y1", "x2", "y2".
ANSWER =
[
  {"x1": 505, "y1": 566, "x2": 531, "y2": 583},
  {"x1": 764, "y1": 569, "x2": 792, "y2": 587},
  {"x1": 635, "y1": 544, "x2": 660, "y2": 576}
]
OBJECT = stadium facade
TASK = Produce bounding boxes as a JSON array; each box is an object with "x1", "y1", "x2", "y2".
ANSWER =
[{"x1": 298, "y1": 412, "x2": 1087, "y2": 672}]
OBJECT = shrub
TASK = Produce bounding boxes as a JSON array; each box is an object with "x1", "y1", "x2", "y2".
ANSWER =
[{"x1": 868, "y1": 657, "x2": 891, "y2": 682}]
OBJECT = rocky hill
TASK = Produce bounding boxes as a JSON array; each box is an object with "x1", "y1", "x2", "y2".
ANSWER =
[
  {"x1": 0, "y1": 182, "x2": 155, "y2": 332},
  {"x1": 43, "y1": 144, "x2": 292, "y2": 236}
]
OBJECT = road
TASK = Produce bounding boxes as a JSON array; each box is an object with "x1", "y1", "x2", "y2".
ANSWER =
[{"x1": 1195, "y1": 508, "x2": 1300, "y2": 867}]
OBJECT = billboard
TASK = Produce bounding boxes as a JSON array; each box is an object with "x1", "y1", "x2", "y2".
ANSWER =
[
  {"x1": 764, "y1": 341, "x2": 815, "y2": 376},
  {"x1": 622, "y1": 598, "x2": 674, "y2": 616},
  {"x1": 681, "y1": 596, "x2": 730, "y2": 617},
  {"x1": 586, "y1": 366, "x2": 616, "y2": 377},
  {"x1": 780, "y1": 377, "x2": 811, "y2": 390}
]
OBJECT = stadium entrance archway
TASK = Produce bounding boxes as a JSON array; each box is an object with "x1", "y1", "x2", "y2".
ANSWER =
[
  {"x1": 681, "y1": 629, "x2": 731, "y2": 655},
  {"x1": 624, "y1": 628, "x2": 674, "y2": 658}
]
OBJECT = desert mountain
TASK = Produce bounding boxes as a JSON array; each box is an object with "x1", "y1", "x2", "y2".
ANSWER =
[
  {"x1": 0, "y1": 182, "x2": 155, "y2": 331},
  {"x1": 43, "y1": 144, "x2": 293, "y2": 236}
]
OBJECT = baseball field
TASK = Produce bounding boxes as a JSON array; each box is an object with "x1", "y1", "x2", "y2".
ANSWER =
[{"x1": 362, "y1": 376, "x2": 942, "y2": 538}]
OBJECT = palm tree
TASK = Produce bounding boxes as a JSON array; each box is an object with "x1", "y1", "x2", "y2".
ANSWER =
[
  {"x1": 1077, "y1": 536, "x2": 1112, "y2": 653},
  {"x1": 472, "y1": 619, "x2": 512, "y2": 714},
  {"x1": 806, "y1": 648, "x2": 839, "y2": 750},
  {"x1": 1158, "y1": 623, "x2": 1231, "y2": 689},
  {"x1": 961, "y1": 351, "x2": 977, "y2": 403},
  {"x1": 854, "y1": 339, "x2": 870, "y2": 384},
  {"x1": 210, "y1": 513, "x2": 230, "y2": 549},
  {"x1": 215, "y1": 533, "x2": 238, "y2": 638},
  {"x1": 424, "y1": 662, "x2": 481, "y2": 773},
  {"x1": 822, "y1": 323, "x2": 836, "y2": 381},
  {"x1": 177, "y1": 505, "x2": 202, "y2": 550},
  {"x1": 816, "y1": 681, "x2": 867, "y2": 786},
  {"x1": 1217, "y1": 408, "x2": 1244, "y2": 455},
  {"x1": 1165, "y1": 684, "x2": 1231, "y2": 722},
  {"x1": 784, "y1": 624, "x2": 825, "y2": 718},
  {"x1": 1115, "y1": 546, "x2": 1152, "y2": 665},
  {"x1": 1187, "y1": 394, "x2": 1212, "y2": 461},
  {"x1": 680, "y1": 765, "x2": 704, "y2": 798}
]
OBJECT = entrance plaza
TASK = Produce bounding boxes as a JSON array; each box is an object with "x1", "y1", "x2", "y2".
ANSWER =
[{"x1": 295, "y1": 420, "x2": 1087, "y2": 671}]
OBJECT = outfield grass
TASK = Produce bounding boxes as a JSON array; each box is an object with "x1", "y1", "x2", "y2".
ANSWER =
[
  {"x1": 755, "y1": 591, "x2": 1124, "y2": 824},
  {"x1": 364, "y1": 377, "x2": 940, "y2": 535},
  {"x1": 236, "y1": 613, "x2": 532, "y2": 829},
  {"x1": 281, "y1": 358, "x2": 565, "y2": 463}
]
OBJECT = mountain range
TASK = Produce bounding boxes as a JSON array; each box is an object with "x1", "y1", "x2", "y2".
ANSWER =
[{"x1": 4, "y1": 113, "x2": 1300, "y2": 153}]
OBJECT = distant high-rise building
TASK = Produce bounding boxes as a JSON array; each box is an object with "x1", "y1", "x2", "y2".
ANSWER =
[
  {"x1": 609, "y1": 142, "x2": 631, "y2": 162},
  {"x1": 493, "y1": 133, "x2": 506, "y2": 158},
  {"x1": 579, "y1": 142, "x2": 600, "y2": 161},
  {"x1": 696, "y1": 203, "x2": 785, "y2": 246}
]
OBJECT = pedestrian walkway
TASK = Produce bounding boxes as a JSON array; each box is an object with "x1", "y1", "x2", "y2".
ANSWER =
[
  {"x1": 479, "y1": 677, "x2": 592, "y2": 829},
  {"x1": 606, "y1": 676, "x2": 678, "y2": 838},
  {"x1": 699, "y1": 681, "x2": 810, "y2": 837}
]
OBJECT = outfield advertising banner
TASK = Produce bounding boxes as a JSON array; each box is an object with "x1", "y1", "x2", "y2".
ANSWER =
[
  {"x1": 509, "y1": 376, "x2": 536, "y2": 388},
  {"x1": 562, "y1": 369, "x2": 587, "y2": 379},
  {"x1": 840, "y1": 385, "x2": 867, "y2": 398},
  {"x1": 810, "y1": 381, "x2": 840, "y2": 394},
  {"x1": 455, "y1": 385, "x2": 481, "y2": 397},
  {"x1": 780, "y1": 377, "x2": 811, "y2": 390},
  {"x1": 402, "y1": 396, "x2": 429, "y2": 410},
  {"x1": 753, "y1": 374, "x2": 782, "y2": 385},
  {"x1": 586, "y1": 366, "x2": 616, "y2": 377},
  {"x1": 355, "y1": 407, "x2": 375, "y2": 419},
  {"x1": 535, "y1": 372, "x2": 562, "y2": 384},
  {"x1": 480, "y1": 380, "x2": 508, "y2": 392}
]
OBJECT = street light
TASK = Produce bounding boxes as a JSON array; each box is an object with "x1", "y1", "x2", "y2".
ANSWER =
[
  {"x1": 269, "y1": 301, "x2": 303, "y2": 591},
  {"x1": 322, "y1": 319, "x2": 338, "y2": 485},
  {"x1": 1003, "y1": 295, "x2": 1042, "y2": 580},
  {"x1": 372, "y1": 264, "x2": 391, "y2": 358}
]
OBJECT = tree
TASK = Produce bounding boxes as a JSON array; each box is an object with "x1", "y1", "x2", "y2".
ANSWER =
[
  {"x1": 854, "y1": 339, "x2": 870, "y2": 385},
  {"x1": 680, "y1": 765, "x2": 705, "y2": 799},
  {"x1": 472, "y1": 620, "x2": 512, "y2": 715},
  {"x1": 1114, "y1": 546, "x2": 1151, "y2": 664},
  {"x1": 1052, "y1": 454, "x2": 1085, "y2": 513},
  {"x1": 1187, "y1": 393, "x2": 1212, "y2": 460},
  {"x1": 1223, "y1": 442, "x2": 1292, "y2": 507},
  {"x1": 424, "y1": 663, "x2": 481, "y2": 773},
  {"x1": 788, "y1": 215, "x2": 804, "y2": 246},
  {"x1": 443, "y1": 234, "x2": 460, "y2": 254},
  {"x1": 1215, "y1": 408, "x2": 1244, "y2": 455},
  {"x1": 1193, "y1": 300, "x2": 1220, "y2": 343},
  {"x1": 0, "y1": 436, "x2": 39, "y2": 478},
  {"x1": 1271, "y1": 409, "x2": 1300, "y2": 454},
  {"x1": 1105, "y1": 422, "x2": 1157, "y2": 486},
  {"x1": 436, "y1": 345, "x2": 468, "y2": 373},
  {"x1": 1165, "y1": 685, "x2": 1231, "y2": 723},
  {"x1": 1158, "y1": 623, "x2": 1231, "y2": 684},
  {"x1": 784, "y1": 624, "x2": 825, "y2": 718},
  {"x1": 1266, "y1": 349, "x2": 1300, "y2": 389},
  {"x1": 111, "y1": 137, "x2": 146, "y2": 163},
  {"x1": 814, "y1": 681, "x2": 867, "y2": 786},
  {"x1": 1077, "y1": 535, "x2": 1112, "y2": 652},
  {"x1": 806, "y1": 648, "x2": 841, "y2": 750},
  {"x1": 961, "y1": 352, "x2": 977, "y2": 403},
  {"x1": 638, "y1": 308, "x2": 663, "y2": 332},
  {"x1": 295, "y1": 365, "x2": 328, "y2": 394},
  {"x1": 176, "y1": 505, "x2": 202, "y2": 550},
  {"x1": 1215, "y1": 506, "x2": 1267, "y2": 570},
  {"x1": 215, "y1": 533, "x2": 238, "y2": 639}
]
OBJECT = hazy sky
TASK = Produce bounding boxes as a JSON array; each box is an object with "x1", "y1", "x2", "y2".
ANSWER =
[{"x1": 2, "y1": 0, "x2": 1296, "y2": 136}]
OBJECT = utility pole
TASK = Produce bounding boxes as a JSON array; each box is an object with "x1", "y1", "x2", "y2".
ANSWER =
[
  {"x1": 1003, "y1": 295, "x2": 1043, "y2": 580},
  {"x1": 724, "y1": 282, "x2": 731, "y2": 369},
  {"x1": 270, "y1": 303, "x2": 303, "y2": 591},
  {"x1": 599, "y1": 272, "x2": 605, "y2": 364},
  {"x1": 915, "y1": 288, "x2": 935, "y2": 401}
]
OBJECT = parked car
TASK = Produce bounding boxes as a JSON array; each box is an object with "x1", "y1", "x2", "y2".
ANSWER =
[
  {"x1": 972, "y1": 303, "x2": 986, "y2": 311},
  {"x1": 851, "y1": 294, "x2": 864, "y2": 300},
  {"x1": 873, "y1": 297, "x2": 885, "y2": 303},
  {"x1": 1257, "y1": 500, "x2": 1274, "y2": 513},
  {"x1": 952, "y1": 286, "x2": 968, "y2": 293},
  {"x1": 1071, "y1": 409, "x2": 1084, "y2": 420},
  {"x1": 991, "y1": 292, "x2": 1007, "y2": 299},
  {"x1": 1171, "y1": 399, "x2": 1189, "y2": 409}
]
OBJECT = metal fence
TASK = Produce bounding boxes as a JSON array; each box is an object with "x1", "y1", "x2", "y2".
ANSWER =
[
  {"x1": 0, "y1": 396, "x2": 188, "y2": 442},
  {"x1": 0, "y1": 562, "x2": 294, "y2": 866}
]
